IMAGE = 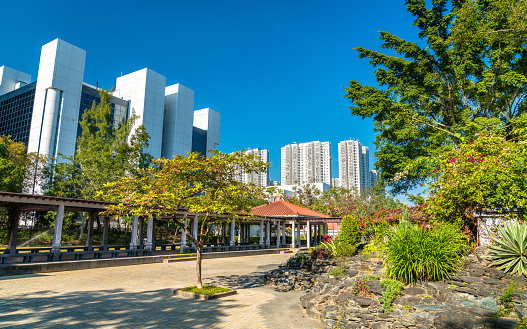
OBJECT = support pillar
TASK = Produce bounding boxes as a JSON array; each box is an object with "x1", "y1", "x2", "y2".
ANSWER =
[
  {"x1": 85, "y1": 212, "x2": 94, "y2": 251},
  {"x1": 51, "y1": 201, "x2": 65, "y2": 260},
  {"x1": 291, "y1": 220, "x2": 296, "y2": 248},
  {"x1": 230, "y1": 218, "x2": 235, "y2": 246},
  {"x1": 130, "y1": 215, "x2": 139, "y2": 251},
  {"x1": 221, "y1": 222, "x2": 226, "y2": 245},
  {"x1": 102, "y1": 216, "x2": 110, "y2": 250},
  {"x1": 282, "y1": 221, "x2": 286, "y2": 245},
  {"x1": 307, "y1": 221, "x2": 311, "y2": 248},
  {"x1": 146, "y1": 216, "x2": 154, "y2": 253},
  {"x1": 259, "y1": 220, "x2": 264, "y2": 245},
  {"x1": 138, "y1": 217, "x2": 144, "y2": 249},
  {"x1": 318, "y1": 224, "x2": 322, "y2": 243},
  {"x1": 297, "y1": 223, "x2": 301, "y2": 247},
  {"x1": 179, "y1": 214, "x2": 187, "y2": 254},
  {"x1": 276, "y1": 221, "x2": 281, "y2": 248},
  {"x1": 265, "y1": 220, "x2": 270, "y2": 247}
]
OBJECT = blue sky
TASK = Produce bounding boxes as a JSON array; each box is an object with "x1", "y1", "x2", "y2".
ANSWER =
[{"x1": 0, "y1": 0, "x2": 424, "y2": 202}]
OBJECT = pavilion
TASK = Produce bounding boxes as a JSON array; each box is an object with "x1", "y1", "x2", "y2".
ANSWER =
[{"x1": 249, "y1": 200, "x2": 341, "y2": 248}]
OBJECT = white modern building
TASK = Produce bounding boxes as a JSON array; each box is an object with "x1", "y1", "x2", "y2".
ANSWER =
[
  {"x1": 0, "y1": 38, "x2": 221, "y2": 164},
  {"x1": 337, "y1": 139, "x2": 372, "y2": 194},
  {"x1": 233, "y1": 148, "x2": 269, "y2": 186},
  {"x1": 281, "y1": 141, "x2": 331, "y2": 185}
]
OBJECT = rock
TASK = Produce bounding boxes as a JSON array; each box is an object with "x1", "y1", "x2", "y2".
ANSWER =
[
  {"x1": 453, "y1": 287, "x2": 491, "y2": 297},
  {"x1": 414, "y1": 304, "x2": 445, "y2": 311},
  {"x1": 347, "y1": 269, "x2": 359, "y2": 278},
  {"x1": 433, "y1": 311, "x2": 485, "y2": 329},
  {"x1": 352, "y1": 296, "x2": 377, "y2": 307},
  {"x1": 451, "y1": 275, "x2": 484, "y2": 284},
  {"x1": 467, "y1": 306, "x2": 496, "y2": 317},
  {"x1": 473, "y1": 296, "x2": 498, "y2": 311},
  {"x1": 404, "y1": 287, "x2": 426, "y2": 295},
  {"x1": 367, "y1": 280, "x2": 386, "y2": 295},
  {"x1": 475, "y1": 246, "x2": 491, "y2": 266},
  {"x1": 370, "y1": 322, "x2": 390, "y2": 329}
]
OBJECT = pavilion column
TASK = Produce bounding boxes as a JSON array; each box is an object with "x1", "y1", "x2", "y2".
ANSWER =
[
  {"x1": 265, "y1": 220, "x2": 270, "y2": 247},
  {"x1": 138, "y1": 217, "x2": 145, "y2": 249},
  {"x1": 276, "y1": 221, "x2": 281, "y2": 248},
  {"x1": 130, "y1": 215, "x2": 139, "y2": 251},
  {"x1": 291, "y1": 219, "x2": 296, "y2": 248},
  {"x1": 51, "y1": 201, "x2": 65, "y2": 260},
  {"x1": 102, "y1": 216, "x2": 110, "y2": 250},
  {"x1": 307, "y1": 221, "x2": 311, "y2": 248},
  {"x1": 85, "y1": 212, "x2": 95, "y2": 251},
  {"x1": 146, "y1": 216, "x2": 154, "y2": 253},
  {"x1": 318, "y1": 224, "x2": 322, "y2": 243},
  {"x1": 246, "y1": 224, "x2": 251, "y2": 244},
  {"x1": 297, "y1": 223, "x2": 301, "y2": 247},
  {"x1": 282, "y1": 221, "x2": 286, "y2": 245},
  {"x1": 221, "y1": 223, "x2": 226, "y2": 245},
  {"x1": 192, "y1": 214, "x2": 198, "y2": 248},
  {"x1": 179, "y1": 214, "x2": 187, "y2": 254},
  {"x1": 259, "y1": 220, "x2": 264, "y2": 245},
  {"x1": 230, "y1": 218, "x2": 235, "y2": 246}
]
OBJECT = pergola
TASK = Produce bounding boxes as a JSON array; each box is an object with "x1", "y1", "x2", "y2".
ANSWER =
[
  {"x1": 0, "y1": 192, "x2": 343, "y2": 263},
  {"x1": 249, "y1": 200, "x2": 342, "y2": 248},
  {"x1": 0, "y1": 191, "x2": 119, "y2": 258}
]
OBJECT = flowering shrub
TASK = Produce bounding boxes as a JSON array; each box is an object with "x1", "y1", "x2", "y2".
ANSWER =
[
  {"x1": 426, "y1": 134, "x2": 527, "y2": 236},
  {"x1": 310, "y1": 247, "x2": 330, "y2": 259}
]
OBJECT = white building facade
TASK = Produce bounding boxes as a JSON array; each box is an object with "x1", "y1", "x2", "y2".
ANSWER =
[
  {"x1": 233, "y1": 148, "x2": 269, "y2": 186},
  {"x1": 0, "y1": 38, "x2": 221, "y2": 165},
  {"x1": 337, "y1": 139, "x2": 372, "y2": 194},
  {"x1": 281, "y1": 141, "x2": 331, "y2": 185}
]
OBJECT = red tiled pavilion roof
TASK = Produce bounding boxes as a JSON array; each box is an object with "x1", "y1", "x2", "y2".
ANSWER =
[{"x1": 250, "y1": 200, "x2": 329, "y2": 218}]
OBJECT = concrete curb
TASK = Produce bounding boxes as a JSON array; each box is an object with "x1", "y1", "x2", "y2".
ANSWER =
[{"x1": 173, "y1": 288, "x2": 237, "y2": 300}]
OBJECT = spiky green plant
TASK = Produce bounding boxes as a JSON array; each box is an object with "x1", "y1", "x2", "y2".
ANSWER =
[
  {"x1": 487, "y1": 221, "x2": 527, "y2": 276},
  {"x1": 384, "y1": 221, "x2": 469, "y2": 284}
]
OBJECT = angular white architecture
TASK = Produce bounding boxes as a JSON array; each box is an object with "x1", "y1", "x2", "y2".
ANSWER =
[
  {"x1": 337, "y1": 139, "x2": 372, "y2": 194},
  {"x1": 162, "y1": 84, "x2": 194, "y2": 158},
  {"x1": 193, "y1": 108, "x2": 221, "y2": 157},
  {"x1": 0, "y1": 66, "x2": 31, "y2": 96},
  {"x1": 233, "y1": 148, "x2": 269, "y2": 186},
  {"x1": 114, "y1": 68, "x2": 167, "y2": 159},
  {"x1": 281, "y1": 141, "x2": 331, "y2": 185},
  {"x1": 0, "y1": 39, "x2": 221, "y2": 170},
  {"x1": 27, "y1": 39, "x2": 86, "y2": 159}
]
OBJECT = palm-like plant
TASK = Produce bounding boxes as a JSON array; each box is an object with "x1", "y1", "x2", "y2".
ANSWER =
[{"x1": 487, "y1": 221, "x2": 527, "y2": 276}]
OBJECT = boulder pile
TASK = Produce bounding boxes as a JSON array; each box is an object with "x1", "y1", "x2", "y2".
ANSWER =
[{"x1": 265, "y1": 252, "x2": 527, "y2": 329}]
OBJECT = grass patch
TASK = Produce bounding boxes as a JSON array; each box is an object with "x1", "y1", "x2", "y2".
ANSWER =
[{"x1": 180, "y1": 285, "x2": 231, "y2": 295}]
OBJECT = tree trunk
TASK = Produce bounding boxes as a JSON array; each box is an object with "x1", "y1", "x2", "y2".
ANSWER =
[
  {"x1": 7, "y1": 206, "x2": 21, "y2": 254},
  {"x1": 196, "y1": 242, "x2": 203, "y2": 289}
]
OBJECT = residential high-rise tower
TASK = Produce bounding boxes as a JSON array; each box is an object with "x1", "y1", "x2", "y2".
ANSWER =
[
  {"x1": 281, "y1": 141, "x2": 331, "y2": 185},
  {"x1": 338, "y1": 139, "x2": 371, "y2": 193},
  {"x1": 233, "y1": 148, "x2": 269, "y2": 186}
]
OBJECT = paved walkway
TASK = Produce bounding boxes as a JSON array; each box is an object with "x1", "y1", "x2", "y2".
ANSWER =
[{"x1": 0, "y1": 254, "x2": 320, "y2": 328}]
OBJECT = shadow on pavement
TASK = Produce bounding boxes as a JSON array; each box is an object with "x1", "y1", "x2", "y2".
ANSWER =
[{"x1": 0, "y1": 288, "x2": 240, "y2": 329}]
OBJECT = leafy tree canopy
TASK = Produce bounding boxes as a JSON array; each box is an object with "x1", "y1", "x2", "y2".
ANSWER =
[
  {"x1": 345, "y1": 0, "x2": 527, "y2": 194},
  {"x1": 102, "y1": 150, "x2": 273, "y2": 288},
  {"x1": 44, "y1": 89, "x2": 151, "y2": 200}
]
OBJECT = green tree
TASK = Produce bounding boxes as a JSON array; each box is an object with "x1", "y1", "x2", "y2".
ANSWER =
[
  {"x1": 102, "y1": 151, "x2": 272, "y2": 288},
  {"x1": 344, "y1": 0, "x2": 527, "y2": 194},
  {"x1": 287, "y1": 184, "x2": 321, "y2": 209},
  {"x1": 45, "y1": 89, "x2": 151, "y2": 200},
  {"x1": 0, "y1": 136, "x2": 46, "y2": 253}
]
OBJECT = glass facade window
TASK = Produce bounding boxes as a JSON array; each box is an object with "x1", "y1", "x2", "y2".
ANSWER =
[
  {"x1": 0, "y1": 82, "x2": 36, "y2": 145},
  {"x1": 77, "y1": 85, "x2": 130, "y2": 139},
  {"x1": 192, "y1": 126, "x2": 207, "y2": 157}
]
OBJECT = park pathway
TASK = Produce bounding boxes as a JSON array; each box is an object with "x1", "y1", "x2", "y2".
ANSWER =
[{"x1": 0, "y1": 253, "x2": 319, "y2": 329}]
